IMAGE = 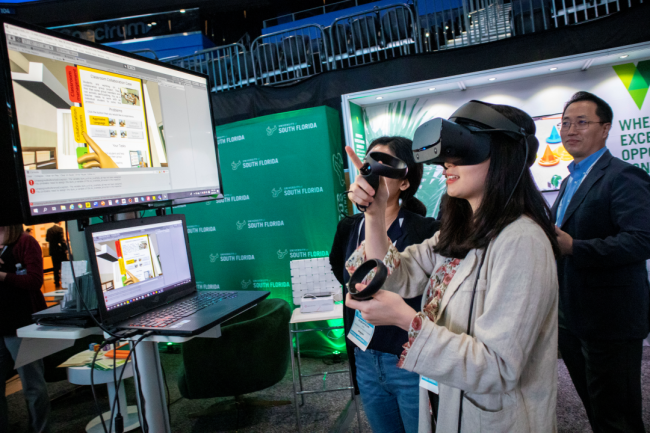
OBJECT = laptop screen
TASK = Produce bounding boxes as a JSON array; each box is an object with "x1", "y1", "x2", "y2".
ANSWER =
[{"x1": 89, "y1": 217, "x2": 192, "y2": 313}]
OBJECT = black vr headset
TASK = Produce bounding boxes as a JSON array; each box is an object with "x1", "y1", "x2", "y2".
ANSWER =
[{"x1": 412, "y1": 100, "x2": 539, "y2": 166}]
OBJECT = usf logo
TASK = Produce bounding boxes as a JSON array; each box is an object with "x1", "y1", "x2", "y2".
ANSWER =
[
  {"x1": 209, "y1": 253, "x2": 219, "y2": 263},
  {"x1": 241, "y1": 279, "x2": 252, "y2": 289},
  {"x1": 231, "y1": 160, "x2": 242, "y2": 170},
  {"x1": 266, "y1": 125, "x2": 277, "y2": 136},
  {"x1": 236, "y1": 220, "x2": 247, "y2": 230},
  {"x1": 614, "y1": 60, "x2": 650, "y2": 109},
  {"x1": 277, "y1": 249, "x2": 288, "y2": 259},
  {"x1": 271, "y1": 187, "x2": 283, "y2": 198}
]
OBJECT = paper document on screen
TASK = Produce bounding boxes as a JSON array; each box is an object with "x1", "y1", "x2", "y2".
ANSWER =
[
  {"x1": 77, "y1": 66, "x2": 152, "y2": 169},
  {"x1": 118, "y1": 235, "x2": 156, "y2": 282}
]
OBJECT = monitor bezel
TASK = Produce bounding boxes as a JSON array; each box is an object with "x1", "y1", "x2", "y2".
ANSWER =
[
  {"x1": 84, "y1": 213, "x2": 197, "y2": 326},
  {"x1": 0, "y1": 16, "x2": 224, "y2": 225}
]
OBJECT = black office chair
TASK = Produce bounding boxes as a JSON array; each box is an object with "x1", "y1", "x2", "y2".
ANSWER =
[
  {"x1": 381, "y1": 8, "x2": 411, "y2": 44},
  {"x1": 254, "y1": 42, "x2": 281, "y2": 74},
  {"x1": 351, "y1": 15, "x2": 382, "y2": 50},
  {"x1": 324, "y1": 23, "x2": 353, "y2": 56},
  {"x1": 282, "y1": 35, "x2": 312, "y2": 68}
]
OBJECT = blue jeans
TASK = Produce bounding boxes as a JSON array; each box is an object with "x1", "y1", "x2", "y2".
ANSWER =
[
  {"x1": 0, "y1": 336, "x2": 51, "y2": 433},
  {"x1": 354, "y1": 347, "x2": 420, "y2": 433}
]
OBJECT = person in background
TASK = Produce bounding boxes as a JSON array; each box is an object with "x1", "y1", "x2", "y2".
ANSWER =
[
  {"x1": 330, "y1": 136, "x2": 439, "y2": 433},
  {"x1": 553, "y1": 91, "x2": 650, "y2": 432},
  {"x1": 345, "y1": 103, "x2": 559, "y2": 432},
  {"x1": 0, "y1": 224, "x2": 51, "y2": 433},
  {"x1": 45, "y1": 222, "x2": 66, "y2": 289}
]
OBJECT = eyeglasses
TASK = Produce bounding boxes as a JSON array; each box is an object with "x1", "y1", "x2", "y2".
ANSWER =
[{"x1": 558, "y1": 120, "x2": 606, "y2": 131}]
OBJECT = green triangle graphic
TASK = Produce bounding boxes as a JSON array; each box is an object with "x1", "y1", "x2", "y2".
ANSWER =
[
  {"x1": 613, "y1": 62, "x2": 650, "y2": 110},
  {"x1": 629, "y1": 69, "x2": 648, "y2": 91},
  {"x1": 636, "y1": 60, "x2": 650, "y2": 85},
  {"x1": 613, "y1": 63, "x2": 637, "y2": 89},
  {"x1": 629, "y1": 88, "x2": 649, "y2": 110}
]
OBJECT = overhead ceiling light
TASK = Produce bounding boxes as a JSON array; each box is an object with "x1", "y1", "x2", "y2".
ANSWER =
[
  {"x1": 180, "y1": 9, "x2": 186, "y2": 13},
  {"x1": 488, "y1": 77, "x2": 497, "y2": 81},
  {"x1": 620, "y1": 54, "x2": 629, "y2": 58},
  {"x1": 425, "y1": 32, "x2": 430, "y2": 37},
  {"x1": 376, "y1": 96, "x2": 383, "y2": 100},
  {"x1": 549, "y1": 67, "x2": 558, "y2": 71},
  {"x1": 428, "y1": 87, "x2": 436, "y2": 91}
]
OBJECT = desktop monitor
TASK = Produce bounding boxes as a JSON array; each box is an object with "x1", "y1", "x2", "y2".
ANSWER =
[
  {"x1": 0, "y1": 17, "x2": 223, "y2": 225},
  {"x1": 84, "y1": 214, "x2": 195, "y2": 325}
]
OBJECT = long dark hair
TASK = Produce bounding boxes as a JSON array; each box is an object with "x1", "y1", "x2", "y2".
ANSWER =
[
  {"x1": 367, "y1": 136, "x2": 427, "y2": 216},
  {"x1": 434, "y1": 104, "x2": 560, "y2": 259}
]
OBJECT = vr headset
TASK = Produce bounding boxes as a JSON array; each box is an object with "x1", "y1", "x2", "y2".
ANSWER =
[{"x1": 412, "y1": 101, "x2": 539, "y2": 166}]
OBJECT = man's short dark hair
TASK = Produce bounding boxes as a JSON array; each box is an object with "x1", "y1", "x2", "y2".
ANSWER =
[{"x1": 563, "y1": 91, "x2": 613, "y2": 124}]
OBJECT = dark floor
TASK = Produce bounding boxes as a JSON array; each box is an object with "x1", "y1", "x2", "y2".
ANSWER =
[{"x1": 6, "y1": 348, "x2": 650, "y2": 432}]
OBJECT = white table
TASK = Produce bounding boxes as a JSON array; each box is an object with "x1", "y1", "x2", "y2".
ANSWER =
[
  {"x1": 289, "y1": 303, "x2": 361, "y2": 432},
  {"x1": 17, "y1": 323, "x2": 221, "y2": 433}
]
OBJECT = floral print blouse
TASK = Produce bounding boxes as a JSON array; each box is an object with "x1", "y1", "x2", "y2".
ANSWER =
[{"x1": 345, "y1": 240, "x2": 463, "y2": 368}]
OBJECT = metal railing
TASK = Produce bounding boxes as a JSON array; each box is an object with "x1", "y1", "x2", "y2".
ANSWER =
[
  {"x1": 167, "y1": 43, "x2": 253, "y2": 92},
  {"x1": 164, "y1": 0, "x2": 642, "y2": 92},
  {"x1": 263, "y1": 0, "x2": 377, "y2": 28},
  {"x1": 327, "y1": 4, "x2": 420, "y2": 69},
  {"x1": 250, "y1": 24, "x2": 330, "y2": 86}
]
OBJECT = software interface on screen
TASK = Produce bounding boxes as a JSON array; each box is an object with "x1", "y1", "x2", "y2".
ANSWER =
[
  {"x1": 3, "y1": 23, "x2": 221, "y2": 216},
  {"x1": 91, "y1": 220, "x2": 192, "y2": 311}
]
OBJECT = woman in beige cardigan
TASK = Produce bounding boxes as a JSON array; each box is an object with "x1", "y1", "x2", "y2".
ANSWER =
[{"x1": 345, "y1": 102, "x2": 560, "y2": 432}]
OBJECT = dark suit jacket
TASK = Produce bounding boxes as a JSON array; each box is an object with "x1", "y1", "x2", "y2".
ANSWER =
[
  {"x1": 329, "y1": 209, "x2": 440, "y2": 392},
  {"x1": 552, "y1": 150, "x2": 650, "y2": 340}
]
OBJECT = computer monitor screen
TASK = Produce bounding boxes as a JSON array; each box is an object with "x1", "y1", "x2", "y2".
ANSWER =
[
  {"x1": 88, "y1": 216, "x2": 193, "y2": 318},
  {"x1": 2, "y1": 21, "x2": 223, "y2": 223}
]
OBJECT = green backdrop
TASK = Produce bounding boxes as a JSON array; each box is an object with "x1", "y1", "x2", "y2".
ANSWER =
[{"x1": 176, "y1": 106, "x2": 348, "y2": 357}]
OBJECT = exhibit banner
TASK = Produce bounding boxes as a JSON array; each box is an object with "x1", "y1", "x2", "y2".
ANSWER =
[
  {"x1": 359, "y1": 57, "x2": 650, "y2": 216},
  {"x1": 177, "y1": 106, "x2": 347, "y2": 356}
]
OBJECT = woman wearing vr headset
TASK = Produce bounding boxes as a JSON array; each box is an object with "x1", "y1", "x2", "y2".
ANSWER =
[
  {"x1": 330, "y1": 136, "x2": 439, "y2": 433},
  {"x1": 345, "y1": 102, "x2": 560, "y2": 432}
]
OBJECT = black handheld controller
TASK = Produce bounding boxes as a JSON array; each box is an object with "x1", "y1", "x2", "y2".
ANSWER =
[
  {"x1": 347, "y1": 259, "x2": 388, "y2": 301},
  {"x1": 357, "y1": 151, "x2": 408, "y2": 212}
]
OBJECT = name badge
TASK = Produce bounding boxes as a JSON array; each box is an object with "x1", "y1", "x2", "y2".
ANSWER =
[
  {"x1": 420, "y1": 375, "x2": 439, "y2": 394},
  {"x1": 347, "y1": 310, "x2": 375, "y2": 351}
]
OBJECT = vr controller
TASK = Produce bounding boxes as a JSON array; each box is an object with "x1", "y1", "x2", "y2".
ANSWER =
[
  {"x1": 347, "y1": 259, "x2": 388, "y2": 301},
  {"x1": 357, "y1": 151, "x2": 408, "y2": 212}
]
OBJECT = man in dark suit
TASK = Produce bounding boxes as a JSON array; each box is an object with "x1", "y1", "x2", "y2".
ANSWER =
[
  {"x1": 553, "y1": 91, "x2": 650, "y2": 432},
  {"x1": 45, "y1": 222, "x2": 66, "y2": 289}
]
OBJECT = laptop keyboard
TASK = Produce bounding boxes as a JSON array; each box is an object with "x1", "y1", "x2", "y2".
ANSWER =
[{"x1": 126, "y1": 291, "x2": 238, "y2": 328}]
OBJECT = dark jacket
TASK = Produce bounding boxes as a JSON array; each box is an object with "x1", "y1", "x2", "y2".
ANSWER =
[
  {"x1": 330, "y1": 209, "x2": 440, "y2": 391},
  {"x1": 1, "y1": 233, "x2": 47, "y2": 336},
  {"x1": 552, "y1": 150, "x2": 650, "y2": 340},
  {"x1": 46, "y1": 224, "x2": 67, "y2": 259}
]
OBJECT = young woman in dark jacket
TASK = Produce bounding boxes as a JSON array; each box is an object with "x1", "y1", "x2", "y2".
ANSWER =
[
  {"x1": 330, "y1": 137, "x2": 439, "y2": 433},
  {"x1": 0, "y1": 224, "x2": 51, "y2": 433}
]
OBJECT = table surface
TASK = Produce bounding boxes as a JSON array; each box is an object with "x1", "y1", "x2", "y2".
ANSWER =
[
  {"x1": 17, "y1": 323, "x2": 102, "y2": 340},
  {"x1": 290, "y1": 303, "x2": 343, "y2": 324}
]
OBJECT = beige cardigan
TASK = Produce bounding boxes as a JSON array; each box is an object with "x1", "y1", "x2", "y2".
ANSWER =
[{"x1": 383, "y1": 216, "x2": 558, "y2": 432}]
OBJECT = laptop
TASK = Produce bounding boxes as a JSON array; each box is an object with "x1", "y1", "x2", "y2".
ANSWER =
[{"x1": 84, "y1": 214, "x2": 269, "y2": 336}]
